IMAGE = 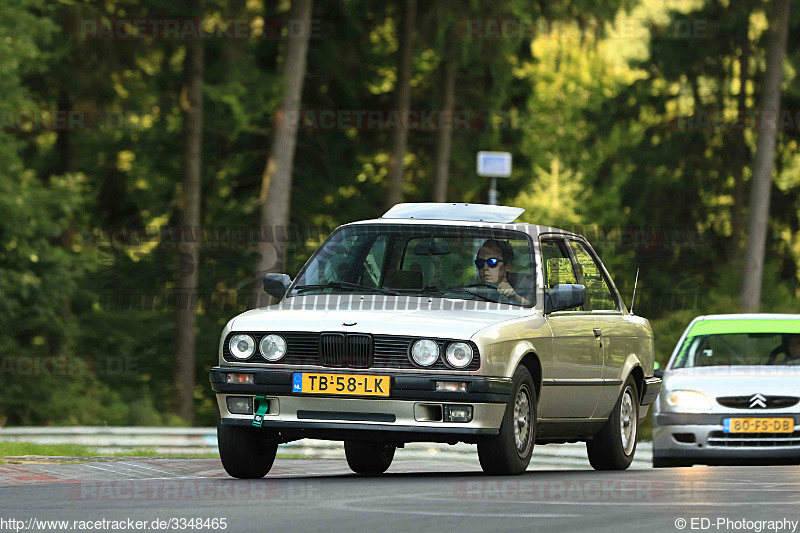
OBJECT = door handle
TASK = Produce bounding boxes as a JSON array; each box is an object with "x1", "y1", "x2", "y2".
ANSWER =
[{"x1": 593, "y1": 328, "x2": 602, "y2": 338}]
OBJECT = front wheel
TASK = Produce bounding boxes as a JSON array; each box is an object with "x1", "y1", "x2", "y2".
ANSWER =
[
  {"x1": 477, "y1": 366, "x2": 536, "y2": 475},
  {"x1": 587, "y1": 376, "x2": 639, "y2": 470},
  {"x1": 217, "y1": 420, "x2": 278, "y2": 479},
  {"x1": 344, "y1": 441, "x2": 396, "y2": 475}
]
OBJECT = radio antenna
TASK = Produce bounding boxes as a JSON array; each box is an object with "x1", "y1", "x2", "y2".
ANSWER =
[{"x1": 630, "y1": 267, "x2": 640, "y2": 315}]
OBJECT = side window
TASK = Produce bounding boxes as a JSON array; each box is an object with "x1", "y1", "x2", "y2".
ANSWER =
[
  {"x1": 568, "y1": 240, "x2": 618, "y2": 311},
  {"x1": 541, "y1": 239, "x2": 577, "y2": 290}
]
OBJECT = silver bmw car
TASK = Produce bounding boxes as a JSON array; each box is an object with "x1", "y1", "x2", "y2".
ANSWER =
[
  {"x1": 653, "y1": 313, "x2": 800, "y2": 467},
  {"x1": 211, "y1": 203, "x2": 660, "y2": 477}
]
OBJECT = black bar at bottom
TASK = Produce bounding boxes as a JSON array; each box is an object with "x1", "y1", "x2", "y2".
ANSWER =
[{"x1": 296, "y1": 410, "x2": 396, "y2": 423}]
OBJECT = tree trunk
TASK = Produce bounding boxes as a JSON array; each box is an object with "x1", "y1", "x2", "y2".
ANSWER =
[
  {"x1": 740, "y1": 0, "x2": 790, "y2": 312},
  {"x1": 173, "y1": 2, "x2": 204, "y2": 424},
  {"x1": 385, "y1": 0, "x2": 416, "y2": 209},
  {"x1": 432, "y1": 37, "x2": 456, "y2": 203},
  {"x1": 256, "y1": 0, "x2": 313, "y2": 278},
  {"x1": 730, "y1": 11, "x2": 750, "y2": 252}
]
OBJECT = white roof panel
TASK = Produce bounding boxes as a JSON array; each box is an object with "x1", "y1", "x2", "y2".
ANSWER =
[{"x1": 382, "y1": 203, "x2": 525, "y2": 223}]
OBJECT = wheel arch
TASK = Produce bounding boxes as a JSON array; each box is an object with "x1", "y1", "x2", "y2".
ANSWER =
[{"x1": 516, "y1": 352, "x2": 543, "y2": 402}]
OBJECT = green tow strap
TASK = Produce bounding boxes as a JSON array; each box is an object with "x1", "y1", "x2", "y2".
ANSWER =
[{"x1": 252, "y1": 395, "x2": 269, "y2": 428}]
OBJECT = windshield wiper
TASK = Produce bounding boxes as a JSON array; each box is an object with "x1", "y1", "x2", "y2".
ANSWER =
[
  {"x1": 419, "y1": 284, "x2": 499, "y2": 303},
  {"x1": 293, "y1": 281, "x2": 399, "y2": 296}
]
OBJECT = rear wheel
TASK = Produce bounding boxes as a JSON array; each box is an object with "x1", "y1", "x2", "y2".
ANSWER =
[
  {"x1": 587, "y1": 376, "x2": 639, "y2": 470},
  {"x1": 344, "y1": 441, "x2": 396, "y2": 475},
  {"x1": 478, "y1": 366, "x2": 536, "y2": 475},
  {"x1": 217, "y1": 420, "x2": 278, "y2": 479}
]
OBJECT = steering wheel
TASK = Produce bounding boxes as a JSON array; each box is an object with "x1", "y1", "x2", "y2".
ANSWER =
[{"x1": 466, "y1": 281, "x2": 498, "y2": 289}]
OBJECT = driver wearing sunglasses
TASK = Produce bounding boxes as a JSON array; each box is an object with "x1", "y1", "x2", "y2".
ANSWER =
[{"x1": 475, "y1": 240, "x2": 529, "y2": 304}]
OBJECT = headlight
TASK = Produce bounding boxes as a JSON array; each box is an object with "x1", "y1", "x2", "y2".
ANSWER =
[
  {"x1": 411, "y1": 339, "x2": 439, "y2": 366},
  {"x1": 260, "y1": 334, "x2": 287, "y2": 361},
  {"x1": 229, "y1": 334, "x2": 255, "y2": 360},
  {"x1": 666, "y1": 390, "x2": 711, "y2": 411},
  {"x1": 445, "y1": 342, "x2": 473, "y2": 368}
]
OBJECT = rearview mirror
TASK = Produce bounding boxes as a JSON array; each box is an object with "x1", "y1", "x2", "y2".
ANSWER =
[
  {"x1": 264, "y1": 273, "x2": 292, "y2": 301},
  {"x1": 544, "y1": 284, "x2": 585, "y2": 314},
  {"x1": 414, "y1": 241, "x2": 451, "y2": 255}
]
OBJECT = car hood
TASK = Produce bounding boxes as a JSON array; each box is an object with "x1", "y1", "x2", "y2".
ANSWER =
[
  {"x1": 663, "y1": 366, "x2": 800, "y2": 397},
  {"x1": 230, "y1": 294, "x2": 532, "y2": 339}
]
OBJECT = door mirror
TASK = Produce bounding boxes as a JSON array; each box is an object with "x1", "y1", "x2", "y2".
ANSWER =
[
  {"x1": 545, "y1": 284, "x2": 585, "y2": 314},
  {"x1": 264, "y1": 273, "x2": 292, "y2": 301}
]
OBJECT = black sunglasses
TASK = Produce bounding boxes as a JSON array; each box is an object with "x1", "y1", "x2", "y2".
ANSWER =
[{"x1": 474, "y1": 257, "x2": 503, "y2": 268}]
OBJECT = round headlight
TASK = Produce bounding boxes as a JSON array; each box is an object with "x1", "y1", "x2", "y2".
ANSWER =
[
  {"x1": 260, "y1": 334, "x2": 287, "y2": 361},
  {"x1": 229, "y1": 334, "x2": 255, "y2": 360},
  {"x1": 445, "y1": 342, "x2": 473, "y2": 368},
  {"x1": 411, "y1": 339, "x2": 439, "y2": 367}
]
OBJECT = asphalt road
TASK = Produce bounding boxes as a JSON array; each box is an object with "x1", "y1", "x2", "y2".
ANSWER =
[{"x1": 1, "y1": 455, "x2": 799, "y2": 533}]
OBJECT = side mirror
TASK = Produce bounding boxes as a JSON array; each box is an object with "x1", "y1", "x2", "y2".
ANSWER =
[
  {"x1": 263, "y1": 273, "x2": 292, "y2": 301},
  {"x1": 544, "y1": 284, "x2": 585, "y2": 314},
  {"x1": 654, "y1": 368, "x2": 664, "y2": 379}
]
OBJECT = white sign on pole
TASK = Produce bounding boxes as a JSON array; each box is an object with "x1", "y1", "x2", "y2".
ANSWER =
[{"x1": 477, "y1": 151, "x2": 512, "y2": 177}]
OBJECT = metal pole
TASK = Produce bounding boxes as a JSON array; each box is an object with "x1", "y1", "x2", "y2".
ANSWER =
[{"x1": 489, "y1": 177, "x2": 498, "y2": 205}]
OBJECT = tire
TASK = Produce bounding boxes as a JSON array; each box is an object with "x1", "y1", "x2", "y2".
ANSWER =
[
  {"x1": 344, "y1": 441, "x2": 396, "y2": 475},
  {"x1": 217, "y1": 419, "x2": 278, "y2": 479},
  {"x1": 653, "y1": 457, "x2": 692, "y2": 468},
  {"x1": 587, "y1": 376, "x2": 639, "y2": 470},
  {"x1": 477, "y1": 366, "x2": 536, "y2": 475}
]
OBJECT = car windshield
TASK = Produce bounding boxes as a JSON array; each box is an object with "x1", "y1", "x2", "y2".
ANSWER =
[
  {"x1": 288, "y1": 224, "x2": 535, "y2": 306},
  {"x1": 671, "y1": 332, "x2": 800, "y2": 368}
]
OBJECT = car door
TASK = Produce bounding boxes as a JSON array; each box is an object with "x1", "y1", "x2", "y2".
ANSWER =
[
  {"x1": 538, "y1": 236, "x2": 603, "y2": 419},
  {"x1": 565, "y1": 238, "x2": 635, "y2": 419}
]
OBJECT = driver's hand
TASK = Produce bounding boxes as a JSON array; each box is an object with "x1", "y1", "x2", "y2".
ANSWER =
[
  {"x1": 497, "y1": 281, "x2": 529, "y2": 305},
  {"x1": 497, "y1": 281, "x2": 516, "y2": 299}
]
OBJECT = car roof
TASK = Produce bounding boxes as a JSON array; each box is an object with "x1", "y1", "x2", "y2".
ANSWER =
[
  {"x1": 343, "y1": 203, "x2": 582, "y2": 239},
  {"x1": 692, "y1": 313, "x2": 800, "y2": 321}
]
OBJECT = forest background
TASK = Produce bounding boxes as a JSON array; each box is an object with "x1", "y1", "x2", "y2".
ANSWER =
[{"x1": 1, "y1": 0, "x2": 798, "y2": 427}]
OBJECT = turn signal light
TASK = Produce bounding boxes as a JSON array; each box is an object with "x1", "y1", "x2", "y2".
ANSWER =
[
  {"x1": 436, "y1": 381, "x2": 467, "y2": 393},
  {"x1": 226, "y1": 373, "x2": 254, "y2": 384}
]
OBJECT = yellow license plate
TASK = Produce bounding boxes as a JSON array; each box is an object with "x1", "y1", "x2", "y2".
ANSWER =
[
  {"x1": 723, "y1": 418, "x2": 794, "y2": 433},
  {"x1": 292, "y1": 373, "x2": 390, "y2": 397}
]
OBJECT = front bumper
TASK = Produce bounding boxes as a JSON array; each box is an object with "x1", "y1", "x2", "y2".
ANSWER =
[
  {"x1": 641, "y1": 376, "x2": 662, "y2": 406},
  {"x1": 210, "y1": 366, "x2": 510, "y2": 441},
  {"x1": 653, "y1": 412, "x2": 800, "y2": 463}
]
